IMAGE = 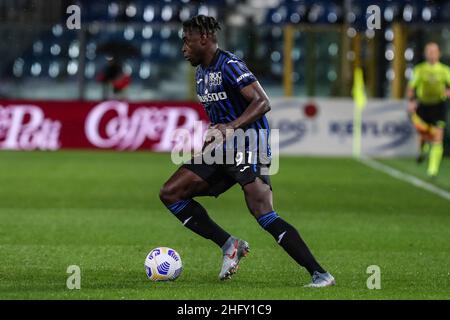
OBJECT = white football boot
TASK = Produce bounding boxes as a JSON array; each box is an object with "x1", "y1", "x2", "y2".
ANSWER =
[
  {"x1": 219, "y1": 238, "x2": 250, "y2": 280},
  {"x1": 304, "y1": 271, "x2": 336, "y2": 288}
]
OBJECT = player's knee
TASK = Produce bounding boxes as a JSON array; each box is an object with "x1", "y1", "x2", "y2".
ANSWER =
[
  {"x1": 159, "y1": 183, "x2": 180, "y2": 205},
  {"x1": 247, "y1": 196, "x2": 273, "y2": 218},
  {"x1": 251, "y1": 205, "x2": 273, "y2": 219},
  {"x1": 251, "y1": 210, "x2": 266, "y2": 219},
  {"x1": 244, "y1": 187, "x2": 273, "y2": 218}
]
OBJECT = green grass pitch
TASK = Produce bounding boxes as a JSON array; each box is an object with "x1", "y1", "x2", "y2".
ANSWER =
[{"x1": 0, "y1": 151, "x2": 449, "y2": 299}]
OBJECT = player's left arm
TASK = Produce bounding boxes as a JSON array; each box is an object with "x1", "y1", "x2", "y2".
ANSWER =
[{"x1": 212, "y1": 81, "x2": 271, "y2": 135}]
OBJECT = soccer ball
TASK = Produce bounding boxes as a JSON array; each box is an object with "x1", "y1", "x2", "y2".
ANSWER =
[{"x1": 144, "y1": 247, "x2": 183, "y2": 281}]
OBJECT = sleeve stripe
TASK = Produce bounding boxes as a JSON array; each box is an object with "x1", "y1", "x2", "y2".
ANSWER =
[{"x1": 222, "y1": 57, "x2": 257, "y2": 89}]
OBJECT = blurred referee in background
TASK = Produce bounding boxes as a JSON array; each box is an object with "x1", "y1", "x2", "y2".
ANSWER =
[{"x1": 407, "y1": 42, "x2": 450, "y2": 178}]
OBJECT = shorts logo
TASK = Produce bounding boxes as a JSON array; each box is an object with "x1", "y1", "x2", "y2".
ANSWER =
[{"x1": 208, "y1": 72, "x2": 222, "y2": 86}]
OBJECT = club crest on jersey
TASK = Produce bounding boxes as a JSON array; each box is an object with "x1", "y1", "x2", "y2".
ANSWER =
[{"x1": 208, "y1": 72, "x2": 222, "y2": 86}]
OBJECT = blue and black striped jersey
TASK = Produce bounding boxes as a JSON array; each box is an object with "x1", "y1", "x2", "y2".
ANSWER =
[{"x1": 195, "y1": 49, "x2": 271, "y2": 159}]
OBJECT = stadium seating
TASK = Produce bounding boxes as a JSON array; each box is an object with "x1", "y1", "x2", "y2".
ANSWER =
[{"x1": 1, "y1": 0, "x2": 449, "y2": 100}]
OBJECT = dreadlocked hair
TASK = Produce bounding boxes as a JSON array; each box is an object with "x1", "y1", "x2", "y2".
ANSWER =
[{"x1": 182, "y1": 15, "x2": 221, "y2": 42}]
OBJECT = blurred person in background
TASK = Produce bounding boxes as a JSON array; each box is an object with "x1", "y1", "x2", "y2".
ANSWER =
[
  {"x1": 407, "y1": 42, "x2": 450, "y2": 178},
  {"x1": 96, "y1": 56, "x2": 131, "y2": 100}
]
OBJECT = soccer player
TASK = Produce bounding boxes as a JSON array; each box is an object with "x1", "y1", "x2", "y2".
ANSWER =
[
  {"x1": 159, "y1": 15, "x2": 335, "y2": 287},
  {"x1": 407, "y1": 42, "x2": 450, "y2": 178}
]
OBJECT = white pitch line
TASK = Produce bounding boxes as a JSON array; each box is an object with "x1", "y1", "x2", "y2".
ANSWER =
[{"x1": 358, "y1": 156, "x2": 450, "y2": 201}]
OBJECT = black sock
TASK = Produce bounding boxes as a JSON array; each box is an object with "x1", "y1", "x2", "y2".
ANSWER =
[
  {"x1": 257, "y1": 211, "x2": 325, "y2": 275},
  {"x1": 167, "y1": 199, "x2": 230, "y2": 247}
]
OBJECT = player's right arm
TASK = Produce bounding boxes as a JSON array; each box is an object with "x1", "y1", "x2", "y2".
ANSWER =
[
  {"x1": 407, "y1": 65, "x2": 420, "y2": 113},
  {"x1": 406, "y1": 87, "x2": 417, "y2": 113}
]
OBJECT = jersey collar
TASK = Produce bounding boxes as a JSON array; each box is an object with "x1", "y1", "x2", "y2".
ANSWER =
[{"x1": 203, "y1": 48, "x2": 221, "y2": 70}]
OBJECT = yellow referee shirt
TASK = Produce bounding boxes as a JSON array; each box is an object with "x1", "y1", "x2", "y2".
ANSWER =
[{"x1": 408, "y1": 62, "x2": 450, "y2": 105}]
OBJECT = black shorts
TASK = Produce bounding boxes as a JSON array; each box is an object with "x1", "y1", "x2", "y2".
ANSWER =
[
  {"x1": 417, "y1": 101, "x2": 447, "y2": 128},
  {"x1": 182, "y1": 151, "x2": 272, "y2": 198}
]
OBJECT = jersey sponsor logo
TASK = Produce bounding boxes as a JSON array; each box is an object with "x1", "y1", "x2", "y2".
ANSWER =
[
  {"x1": 197, "y1": 91, "x2": 228, "y2": 103},
  {"x1": 236, "y1": 72, "x2": 251, "y2": 83},
  {"x1": 208, "y1": 71, "x2": 222, "y2": 86}
]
